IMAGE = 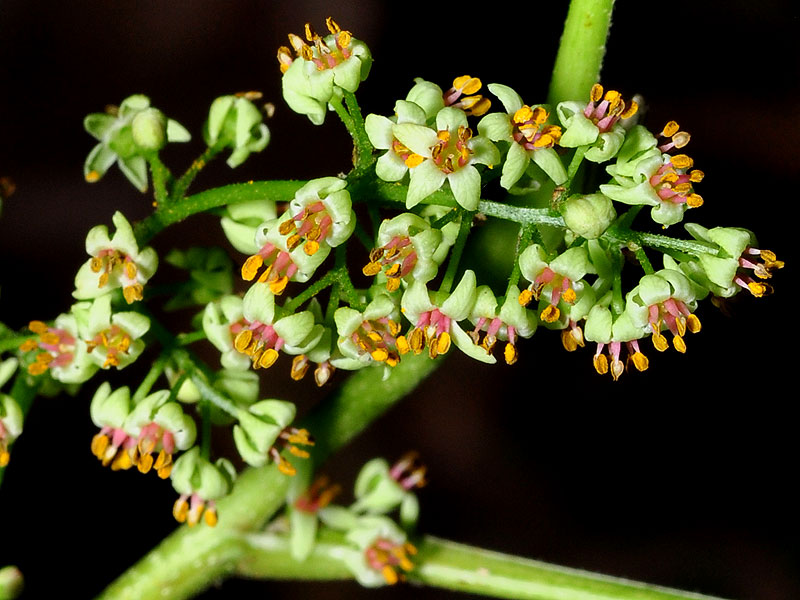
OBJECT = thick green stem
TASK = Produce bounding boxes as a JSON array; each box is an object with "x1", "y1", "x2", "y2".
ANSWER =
[
  {"x1": 234, "y1": 529, "x2": 729, "y2": 600},
  {"x1": 171, "y1": 145, "x2": 224, "y2": 201},
  {"x1": 547, "y1": 0, "x2": 616, "y2": 106},
  {"x1": 96, "y1": 352, "x2": 440, "y2": 600}
]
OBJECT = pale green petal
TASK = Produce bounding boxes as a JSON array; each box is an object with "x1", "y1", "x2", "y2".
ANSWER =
[
  {"x1": 375, "y1": 151, "x2": 408, "y2": 182},
  {"x1": 477, "y1": 112, "x2": 513, "y2": 142},
  {"x1": 112, "y1": 311, "x2": 150, "y2": 340},
  {"x1": 274, "y1": 311, "x2": 315, "y2": 347},
  {"x1": 650, "y1": 201, "x2": 686, "y2": 227},
  {"x1": 500, "y1": 142, "x2": 530, "y2": 189},
  {"x1": 441, "y1": 269, "x2": 476, "y2": 321},
  {"x1": 450, "y1": 322, "x2": 496, "y2": 364},
  {"x1": 406, "y1": 160, "x2": 446, "y2": 208},
  {"x1": 365, "y1": 113, "x2": 395, "y2": 149},
  {"x1": 392, "y1": 123, "x2": 437, "y2": 157},
  {"x1": 600, "y1": 181, "x2": 661, "y2": 207},
  {"x1": 447, "y1": 166, "x2": 481, "y2": 211},
  {"x1": 487, "y1": 83, "x2": 523, "y2": 114},
  {"x1": 435, "y1": 106, "x2": 467, "y2": 132},
  {"x1": 532, "y1": 147, "x2": 567, "y2": 185},
  {"x1": 118, "y1": 156, "x2": 148, "y2": 193},
  {"x1": 242, "y1": 282, "x2": 275, "y2": 325},
  {"x1": 166, "y1": 118, "x2": 192, "y2": 143}
]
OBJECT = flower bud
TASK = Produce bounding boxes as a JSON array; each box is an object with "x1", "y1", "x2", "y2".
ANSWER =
[
  {"x1": 561, "y1": 193, "x2": 617, "y2": 239},
  {"x1": 131, "y1": 107, "x2": 168, "y2": 151}
]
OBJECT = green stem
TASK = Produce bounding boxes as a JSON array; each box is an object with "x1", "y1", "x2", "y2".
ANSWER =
[
  {"x1": 171, "y1": 145, "x2": 224, "y2": 201},
  {"x1": 342, "y1": 91, "x2": 374, "y2": 173},
  {"x1": 147, "y1": 154, "x2": 171, "y2": 207},
  {"x1": 547, "y1": 0, "x2": 616, "y2": 106},
  {"x1": 507, "y1": 224, "x2": 535, "y2": 293},
  {"x1": 96, "y1": 352, "x2": 441, "y2": 600},
  {"x1": 0, "y1": 335, "x2": 31, "y2": 354},
  {"x1": 132, "y1": 353, "x2": 168, "y2": 402},
  {"x1": 282, "y1": 271, "x2": 338, "y2": 314},
  {"x1": 234, "y1": 530, "x2": 729, "y2": 600},
  {"x1": 439, "y1": 210, "x2": 472, "y2": 294}
]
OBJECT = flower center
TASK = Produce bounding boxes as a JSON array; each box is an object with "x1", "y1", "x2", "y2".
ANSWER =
[
  {"x1": 583, "y1": 83, "x2": 638, "y2": 133},
  {"x1": 363, "y1": 235, "x2": 418, "y2": 292},
  {"x1": 278, "y1": 201, "x2": 332, "y2": 256},
  {"x1": 430, "y1": 126, "x2": 473, "y2": 174},
  {"x1": 511, "y1": 105, "x2": 562, "y2": 150}
]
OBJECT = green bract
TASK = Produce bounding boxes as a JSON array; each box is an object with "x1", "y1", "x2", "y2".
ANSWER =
[
  {"x1": 204, "y1": 95, "x2": 270, "y2": 168},
  {"x1": 83, "y1": 94, "x2": 190, "y2": 192}
]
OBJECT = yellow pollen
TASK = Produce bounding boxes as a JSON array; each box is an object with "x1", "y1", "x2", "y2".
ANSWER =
[
  {"x1": 362, "y1": 261, "x2": 381, "y2": 277},
  {"x1": 173, "y1": 499, "x2": 189, "y2": 523},
  {"x1": 382, "y1": 565, "x2": 399, "y2": 585},
  {"x1": 760, "y1": 250, "x2": 778, "y2": 262},
  {"x1": 19, "y1": 338, "x2": 38, "y2": 352},
  {"x1": 85, "y1": 170, "x2": 101, "y2": 183},
  {"x1": 286, "y1": 234, "x2": 302, "y2": 251},
  {"x1": 204, "y1": 508, "x2": 218, "y2": 527},
  {"x1": 620, "y1": 100, "x2": 638, "y2": 119},
  {"x1": 90, "y1": 256, "x2": 103, "y2": 272},
  {"x1": 673, "y1": 335, "x2": 687, "y2": 353},
  {"x1": 405, "y1": 153, "x2": 425, "y2": 168},
  {"x1": 98, "y1": 272, "x2": 109, "y2": 288},
  {"x1": 673, "y1": 183, "x2": 692, "y2": 194},
  {"x1": 277, "y1": 456, "x2": 297, "y2": 476},
  {"x1": 676, "y1": 316, "x2": 687, "y2": 337},
  {"x1": 689, "y1": 170, "x2": 705, "y2": 182},
  {"x1": 304, "y1": 240, "x2": 320, "y2": 255},
  {"x1": 562, "y1": 287, "x2": 577, "y2": 304},
  {"x1": 513, "y1": 106, "x2": 534, "y2": 124},
  {"x1": 631, "y1": 352, "x2": 649, "y2": 372},
  {"x1": 27, "y1": 361, "x2": 48, "y2": 376},
  {"x1": 289, "y1": 445, "x2": 310, "y2": 458},
  {"x1": 111, "y1": 449, "x2": 133, "y2": 471},
  {"x1": 29, "y1": 320, "x2": 48, "y2": 334},
  {"x1": 453, "y1": 75, "x2": 482, "y2": 95},
  {"x1": 590, "y1": 83, "x2": 604, "y2": 102},
  {"x1": 593, "y1": 354, "x2": 609, "y2": 375},
  {"x1": 686, "y1": 314, "x2": 701, "y2": 333},
  {"x1": 125, "y1": 261, "x2": 137, "y2": 279},
  {"x1": 385, "y1": 278, "x2": 401, "y2": 292},
  {"x1": 153, "y1": 449, "x2": 170, "y2": 471},
  {"x1": 234, "y1": 330, "x2": 253, "y2": 353},
  {"x1": 748, "y1": 281, "x2": 770, "y2": 297},
  {"x1": 371, "y1": 348, "x2": 389, "y2": 362},
  {"x1": 396, "y1": 335, "x2": 410, "y2": 355},
  {"x1": 466, "y1": 97, "x2": 491, "y2": 116},
  {"x1": 0, "y1": 451, "x2": 9, "y2": 467},
  {"x1": 40, "y1": 332, "x2": 59, "y2": 345},
  {"x1": 540, "y1": 304, "x2": 560, "y2": 323},
  {"x1": 437, "y1": 331, "x2": 451, "y2": 355},
  {"x1": 662, "y1": 121, "x2": 680, "y2": 137},
  {"x1": 242, "y1": 255, "x2": 264, "y2": 281},
  {"x1": 652, "y1": 332, "x2": 669, "y2": 352},
  {"x1": 687, "y1": 194, "x2": 703, "y2": 208},
  {"x1": 561, "y1": 329, "x2": 578, "y2": 352},
  {"x1": 291, "y1": 355, "x2": 310, "y2": 381},
  {"x1": 533, "y1": 134, "x2": 554, "y2": 148},
  {"x1": 137, "y1": 452, "x2": 154, "y2": 474},
  {"x1": 504, "y1": 342, "x2": 518, "y2": 365},
  {"x1": 91, "y1": 433, "x2": 110, "y2": 459},
  {"x1": 279, "y1": 219, "x2": 296, "y2": 235},
  {"x1": 337, "y1": 30, "x2": 351, "y2": 48},
  {"x1": 409, "y1": 328, "x2": 425, "y2": 354},
  {"x1": 437, "y1": 130, "x2": 451, "y2": 143},
  {"x1": 518, "y1": 289, "x2": 534, "y2": 306},
  {"x1": 258, "y1": 348, "x2": 279, "y2": 369},
  {"x1": 671, "y1": 154, "x2": 694, "y2": 169},
  {"x1": 123, "y1": 284, "x2": 143, "y2": 304},
  {"x1": 325, "y1": 16, "x2": 341, "y2": 34},
  {"x1": 269, "y1": 275, "x2": 289, "y2": 295},
  {"x1": 303, "y1": 22, "x2": 316, "y2": 42},
  {"x1": 660, "y1": 172, "x2": 679, "y2": 184}
]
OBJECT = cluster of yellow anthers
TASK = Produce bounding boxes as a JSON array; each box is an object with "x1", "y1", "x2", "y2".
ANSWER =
[
  {"x1": 277, "y1": 17, "x2": 352, "y2": 74},
  {"x1": 274, "y1": 427, "x2": 315, "y2": 476},
  {"x1": 90, "y1": 430, "x2": 174, "y2": 478},
  {"x1": 512, "y1": 104, "x2": 562, "y2": 150},
  {"x1": 653, "y1": 120, "x2": 704, "y2": 209},
  {"x1": 366, "y1": 538, "x2": 419, "y2": 585},
  {"x1": 91, "y1": 250, "x2": 144, "y2": 303},
  {"x1": 586, "y1": 83, "x2": 639, "y2": 128},
  {"x1": 85, "y1": 325, "x2": 132, "y2": 368},
  {"x1": 19, "y1": 320, "x2": 74, "y2": 376}
]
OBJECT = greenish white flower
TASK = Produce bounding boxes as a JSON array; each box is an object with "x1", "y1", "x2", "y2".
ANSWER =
[
  {"x1": 204, "y1": 93, "x2": 270, "y2": 167},
  {"x1": 351, "y1": 453, "x2": 427, "y2": 530},
  {"x1": 392, "y1": 107, "x2": 499, "y2": 210},
  {"x1": 220, "y1": 198, "x2": 277, "y2": 255},
  {"x1": 21, "y1": 308, "x2": 98, "y2": 383},
  {"x1": 277, "y1": 18, "x2": 372, "y2": 125},
  {"x1": 339, "y1": 516, "x2": 417, "y2": 587},
  {"x1": 73, "y1": 211, "x2": 158, "y2": 304},
  {"x1": 478, "y1": 83, "x2": 567, "y2": 188},
  {"x1": 171, "y1": 447, "x2": 236, "y2": 527},
  {"x1": 84, "y1": 94, "x2": 190, "y2": 191},
  {"x1": 334, "y1": 293, "x2": 402, "y2": 370},
  {"x1": 466, "y1": 285, "x2": 538, "y2": 364},
  {"x1": 82, "y1": 294, "x2": 150, "y2": 370},
  {"x1": 583, "y1": 303, "x2": 649, "y2": 380},
  {"x1": 365, "y1": 100, "x2": 429, "y2": 182}
]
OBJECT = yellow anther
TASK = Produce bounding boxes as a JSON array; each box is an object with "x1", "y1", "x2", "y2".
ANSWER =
[
  {"x1": 241, "y1": 254, "x2": 264, "y2": 281},
  {"x1": 384, "y1": 263, "x2": 401, "y2": 278},
  {"x1": 531, "y1": 106, "x2": 548, "y2": 125},
  {"x1": 325, "y1": 17, "x2": 341, "y2": 34},
  {"x1": 686, "y1": 314, "x2": 701, "y2": 333},
  {"x1": 671, "y1": 154, "x2": 694, "y2": 169},
  {"x1": 0, "y1": 451, "x2": 9, "y2": 467},
  {"x1": 18, "y1": 339, "x2": 37, "y2": 352},
  {"x1": 652, "y1": 331, "x2": 669, "y2": 352},
  {"x1": 631, "y1": 352, "x2": 649, "y2": 372},
  {"x1": 153, "y1": 449, "x2": 171, "y2": 471},
  {"x1": 85, "y1": 170, "x2": 101, "y2": 183},
  {"x1": 366, "y1": 331, "x2": 383, "y2": 343},
  {"x1": 258, "y1": 348, "x2": 279, "y2": 369},
  {"x1": 362, "y1": 261, "x2": 382, "y2": 277},
  {"x1": 371, "y1": 348, "x2": 389, "y2": 362},
  {"x1": 437, "y1": 331, "x2": 451, "y2": 355},
  {"x1": 396, "y1": 335, "x2": 410, "y2": 355},
  {"x1": 137, "y1": 452, "x2": 154, "y2": 474},
  {"x1": 463, "y1": 97, "x2": 491, "y2": 116},
  {"x1": 111, "y1": 449, "x2": 133, "y2": 471},
  {"x1": 385, "y1": 354, "x2": 399, "y2": 367},
  {"x1": 304, "y1": 240, "x2": 320, "y2": 255},
  {"x1": 562, "y1": 287, "x2": 577, "y2": 304},
  {"x1": 504, "y1": 342, "x2": 518, "y2": 365},
  {"x1": 269, "y1": 275, "x2": 289, "y2": 295},
  {"x1": 123, "y1": 284, "x2": 143, "y2": 304},
  {"x1": 513, "y1": 105, "x2": 534, "y2": 124},
  {"x1": 40, "y1": 332, "x2": 59, "y2": 345},
  {"x1": 437, "y1": 130, "x2": 451, "y2": 143},
  {"x1": 540, "y1": 304, "x2": 560, "y2": 323},
  {"x1": 304, "y1": 22, "x2": 317, "y2": 42},
  {"x1": 593, "y1": 354, "x2": 609, "y2": 375},
  {"x1": 660, "y1": 172, "x2": 679, "y2": 184},
  {"x1": 689, "y1": 170, "x2": 704, "y2": 182},
  {"x1": 234, "y1": 330, "x2": 253, "y2": 353},
  {"x1": 382, "y1": 565, "x2": 399, "y2": 585},
  {"x1": 518, "y1": 289, "x2": 534, "y2": 306},
  {"x1": 387, "y1": 319, "x2": 401, "y2": 337},
  {"x1": 29, "y1": 320, "x2": 48, "y2": 334},
  {"x1": 673, "y1": 335, "x2": 687, "y2": 353},
  {"x1": 760, "y1": 249, "x2": 778, "y2": 262},
  {"x1": 98, "y1": 272, "x2": 109, "y2": 288},
  {"x1": 686, "y1": 193, "x2": 703, "y2": 208},
  {"x1": 453, "y1": 75, "x2": 482, "y2": 95},
  {"x1": 300, "y1": 44, "x2": 314, "y2": 62},
  {"x1": 748, "y1": 281, "x2": 770, "y2": 297},
  {"x1": 157, "y1": 464, "x2": 173, "y2": 479},
  {"x1": 91, "y1": 433, "x2": 110, "y2": 459},
  {"x1": 27, "y1": 361, "x2": 47, "y2": 375},
  {"x1": 662, "y1": 121, "x2": 680, "y2": 137},
  {"x1": 533, "y1": 133, "x2": 555, "y2": 148},
  {"x1": 277, "y1": 456, "x2": 297, "y2": 476},
  {"x1": 337, "y1": 29, "x2": 351, "y2": 49},
  {"x1": 561, "y1": 329, "x2": 578, "y2": 352},
  {"x1": 673, "y1": 183, "x2": 692, "y2": 194},
  {"x1": 620, "y1": 100, "x2": 638, "y2": 119},
  {"x1": 676, "y1": 316, "x2": 687, "y2": 337},
  {"x1": 277, "y1": 46, "x2": 293, "y2": 73},
  {"x1": 409, "y1": 328, "x2": 425, "y2": 354},
  {"x1": 590, "y1": 83, "x2": 604, "y2": 102},
  {"x1": 386, "y1": 278, "x2": 401, "y2": 292},
  {"x1": 90, "y1": 257, "x2": 103, "y2": 272},
  {"x1": 204, "y1": 507, "x2": 218, "y2": 527},
  {"x1": 125, "y1": 261, "x2": 137, "y2": 279},
  {"x1": 173, "y1": 498, "x2": 189, "y2": 523},
  {"x1": 36, "y1": 352, "x2": 53, "y2": 365},
  {"x1": 289, "y1": 445, "x2": 310, "y2": 458},
  {"x1": 187, "y1": 502, "x2": 205, "y2": 527},
  {"x1": 279, "y1": 219, "x2": 297, "y2": 235},
  {"x1": 404, "y1": 153, "x2": 425, "y2": 168}
]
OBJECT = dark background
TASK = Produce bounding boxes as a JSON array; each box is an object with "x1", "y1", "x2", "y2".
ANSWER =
[{"x1": 1, "y1": 1, "x2": 799, "y2": 599}]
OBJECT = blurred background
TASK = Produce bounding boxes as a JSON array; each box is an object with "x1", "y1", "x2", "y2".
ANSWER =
[{"x1": 1, "y1": 1, "x2": 798, "y2": 598}]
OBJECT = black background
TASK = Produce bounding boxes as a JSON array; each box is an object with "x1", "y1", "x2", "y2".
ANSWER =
[{"x1": 1, "y1": 1, "x2": 799, "y2": 599}]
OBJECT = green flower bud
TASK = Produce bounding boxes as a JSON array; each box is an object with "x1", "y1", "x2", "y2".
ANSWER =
[
  {"x1": 561, "y1": 193, "x2": 617, "y2": 239},
  {"x1": 131, "y1": 107, "x2": 167, "y2": 151},
  {"x1": 171, "y1": 447, "x2": 236, "y2": 527}
]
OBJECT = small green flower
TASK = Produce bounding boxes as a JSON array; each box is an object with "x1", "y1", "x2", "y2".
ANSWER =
[
  {"x1": 277, "y1": 18, "x2": 372, "y2": 125},
  {"x1": 334, "y1": 293, "x2": 403, "y2": 369},
  {"x1": 84, "y1": 94, "x2": 190, "y2": 192},
  {"x1": 557, "y1": 84, "x2": 638, "y2": 163},
  {"x1": 219, "y1": 198, "x2": 277, "y2": 255},
  {"x1": 366, "y1": 100, "x2": 430, "y2": 182},
  {"x1": 204, "y1": 93, "x2": 270, "y2": 168},
  {"x1": 286, "y1": 466, "x2": 344, "y2": 561},
  {"x1": 82, "y1": 294, "x2": 150, "y2": 370},
  {"x1": 478, "y1": 83, "x2": 567, "y2": 188},
  {"x1": 466, "y1": 285, "x2": 538, "y2": 364},
  {"x1": 351, "y1": 453, "x2": 427, "y2": 530},
  {"x1": 20, "y1": 308, "x2": 98, "y2": 383},
  {"x1": 233, "y1": 399, "x2": 313, "y2": 475},
  {"x1": 171, "y1": 447, "x2": 236, "y2": 527},
  {"x1": 362, "y1": 213, "x2": 451, "y2": 293},
  {"x1": 392, "y1": 107, "x2": 499, "y2": 210},
  {"x1": 340, "y1": 515, "x2": 417, "y2": 587},
  {"x1": 89, "y1": 382, "x2": 137, "y2": 469},
  {"x1": 73, "y1": 211, "x2": 158, "y2": 304}
]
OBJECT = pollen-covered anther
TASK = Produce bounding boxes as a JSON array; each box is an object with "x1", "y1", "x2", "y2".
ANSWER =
[
  {"x1": 366, "y1": 539, "x2": 417, "y2": 585},
  {"x1": 443, "y1": 75, "x2": 491, "y2": 116},
  {"x1": 583, "y1": 84, "x2": 637, "y2": 132},
  {"x1": 295, "y1": 474, "x2": 342, "y2": 513}
]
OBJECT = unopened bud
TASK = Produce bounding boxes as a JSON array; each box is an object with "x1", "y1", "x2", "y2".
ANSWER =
[{"x1": 561, "y1": 193, "x2": 616, "y2": 239}]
